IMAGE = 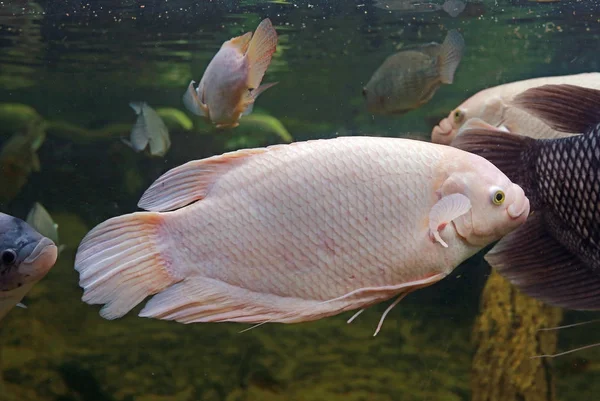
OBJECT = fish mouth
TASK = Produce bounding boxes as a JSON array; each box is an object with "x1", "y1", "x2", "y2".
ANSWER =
[
  {"x1": 431, "y1": 118, "x2": 455, "y2": 145},
  {"x1": 507, "y1": 197, "x2": 530, "y2": 220},
  {"x1": 23, "y1": 237, "x2": 58, "y2": 267}
]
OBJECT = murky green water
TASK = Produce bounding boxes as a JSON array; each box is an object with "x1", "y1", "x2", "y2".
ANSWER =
[{"x1": 1, "y1": 0, "x2": 600, "y2": 400}]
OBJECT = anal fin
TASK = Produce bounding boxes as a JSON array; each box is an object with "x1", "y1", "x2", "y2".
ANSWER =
[
  {"x1": 139, "y1": 276, "x2": 307, "y2": 324},
  {"x1": 139, "y1": 272, "x2": 448, "y2": 326},
  {"x1": 486, "y1": 213, "x2": 600, "y2": 310}
]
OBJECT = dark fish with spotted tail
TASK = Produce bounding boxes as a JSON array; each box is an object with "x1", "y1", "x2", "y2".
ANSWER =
[{"x1": 452, "y1": 84, "x2": 600, "y2": 311}]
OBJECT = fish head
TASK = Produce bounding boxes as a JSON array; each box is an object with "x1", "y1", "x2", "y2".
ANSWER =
[
  {"x1": 432, "y1": 95, "x2": 507, "y2": 145},
  {"x1": 431, "y1": 107, "x2": 468, "y2": 145},
  {"x1": 444, "y1": 154, "x2": 530, "y2": 247},
  {"x1": 0, "y1": 212, "x2": 57, "y2": 292}
]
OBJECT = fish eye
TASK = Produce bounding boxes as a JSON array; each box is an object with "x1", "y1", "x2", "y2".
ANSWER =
[
  {"x1": 453, "y1": 109, "x2": 464, "y2": 124},
  {"x1": 362, "y1": 88, "x2": 367, "y2": 97},
  {"x1": 1, "y1": 249, "x2": 16, "y2": 265},
  {"x1": 492, "y1": 190, "x2": 505, "y2": 205}
]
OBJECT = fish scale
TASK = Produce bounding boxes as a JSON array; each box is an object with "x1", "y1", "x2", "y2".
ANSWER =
[{"x1": 534, "y1": 129, "x2": 600, "y2": 260}]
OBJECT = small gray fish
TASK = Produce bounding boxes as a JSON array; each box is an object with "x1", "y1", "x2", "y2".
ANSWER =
[
  {"x1": 453, "y1": 84, "x2": 600, "y2": 310},
  {"x1": 0, "y1": 124, "x2": 45, "y2": 203},
  {"x1": 0, "y1": 212, "x2": 57, "y2": 321},
  {"x1": 123, "y1": 102, "x2": 171, "y2": 157},
  {"x1": 442, "y1": 0, "x2": 466, "y2": 17},
  {"x1": 362, "y1": 29, "x2": 465, "y2": 116},
  {"x1": 26, "y1": 202, "x2": 66, "y2": 254},
  {"x1": 373, "y1": 0, "x2": 440, "y2": 12}
]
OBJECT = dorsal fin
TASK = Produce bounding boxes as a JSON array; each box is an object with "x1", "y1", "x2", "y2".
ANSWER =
[
  {"x1": 226, "y1": 31, "x2": 253, "y2": 53},
  {"x1": 512, "y1": 84, "x2": 600, "y2": 133},
  {"x1": 245, "y1": 18, "x2": 278, "y2": 89},
  {"x1": 138, "y1": 148, "x2": 268, "y2": 212}
]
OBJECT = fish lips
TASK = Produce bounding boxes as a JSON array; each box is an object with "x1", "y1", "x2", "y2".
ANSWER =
[
  {"x1": 507, "y1": 194, "x2": 530, "y2": 222},
  {"x1": 21, "y1": 237, "x2": 58, "y2": 280},
  {"x1": 431, "y1": 118, "x2": 455, "y2": 145}
]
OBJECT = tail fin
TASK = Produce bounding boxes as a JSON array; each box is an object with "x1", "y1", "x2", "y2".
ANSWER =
[
  {"x1": 437, "y1": 29, "x2": 465, "y2": 84},
  {"x1": 74, "y1": 212, "x2": 184, "y2": 320},
  {"x1": 246, "y1": 18, "x2": 278, "y2": 89},
  {"x1": 129, "y1": 102, "x2": 144, "y2": 115}
]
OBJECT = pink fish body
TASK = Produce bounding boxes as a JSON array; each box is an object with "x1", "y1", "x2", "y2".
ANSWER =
[
  {"x1": 183, "y1": 18, "x2": 278, "y2": 129},
  {"x1": 431, "y1": 72, "x2": 600, "y2": 145},
  {"x1": 75, "y1": 137, "x2": 529, "y2": 333}
]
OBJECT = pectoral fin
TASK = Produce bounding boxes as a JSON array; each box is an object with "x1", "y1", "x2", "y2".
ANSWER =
[{"x1": 428, "y1": 193, "x2": 471, "y2": 248}]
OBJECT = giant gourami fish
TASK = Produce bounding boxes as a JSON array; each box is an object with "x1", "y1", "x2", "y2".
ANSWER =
[
  {"x1": 0, "y1": 212, "x2": 57, "y2": 321},
  {"x1": 74, "y1": 136, "x2": 529, "y2": 334},
  {"x1": 431, "y1": 72, "x2": 600, "y2": 145},
  {"x1": 183, "y1": 18, "x2": 278, "y2": 129},
  {"x1": 453, "y1": 84, "x2": 600, "y2": 310}
]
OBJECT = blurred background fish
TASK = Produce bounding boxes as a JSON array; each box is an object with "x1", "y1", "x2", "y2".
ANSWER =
[
  {"x1": 122, "y1": 102, "x2": 171, "y2": 158},
  {"x1": 442, "y1": 0, "x2": 467, "y2": 17},
  {"x1": 373, "y1": 0, "x2": 466, "y2": 17},
  {"x1": 0, "y1": 120, "x2": 45, "y2": 205},
  {"x1": 26, "y1": 202, "x2": 66, "y2": 255},
  {"x1": 362, "y1": 29, "x2": 465, "y2": 116}
]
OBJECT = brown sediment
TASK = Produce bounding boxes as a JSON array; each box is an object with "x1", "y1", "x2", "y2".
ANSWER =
[{"x1": 471, "y1": 270, "x2": 563, "y2": 401}]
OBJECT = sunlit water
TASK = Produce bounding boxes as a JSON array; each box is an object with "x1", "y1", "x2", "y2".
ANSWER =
[{"x1": 1, "y1": 1, "x2": 599, "y2": 400}]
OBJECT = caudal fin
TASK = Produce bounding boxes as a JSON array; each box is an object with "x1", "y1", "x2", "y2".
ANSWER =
[
  {"x1": 74, "y1": 212, "x2": 184, "y2": 320},
  {"x1": 437, "y1": 29, "x2": 465, "y2": 84},
  {"x1": 246, "y1": 18, "x2": 278, "y2": 89}
]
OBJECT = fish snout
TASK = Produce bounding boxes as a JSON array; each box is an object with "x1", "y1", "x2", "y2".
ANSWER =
[
  {"x1": 431, "y1": 118, "x2": 455, "y2": 145},
  {"x1": 507, "y1": 184, "x2": 530, "y2": 221}
]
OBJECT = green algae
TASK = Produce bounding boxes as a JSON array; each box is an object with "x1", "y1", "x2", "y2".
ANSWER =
[{"x1": 471, "y1": 271, "x2": 563, "y2": 401}]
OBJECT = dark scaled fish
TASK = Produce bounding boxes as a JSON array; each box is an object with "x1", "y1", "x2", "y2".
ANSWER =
[
  {"x1": 0, "y1": 212, "x2": 58, "y2": 321},
  {"x1": 452, "y1": 84, "x2": 600, "y2": 311}
]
